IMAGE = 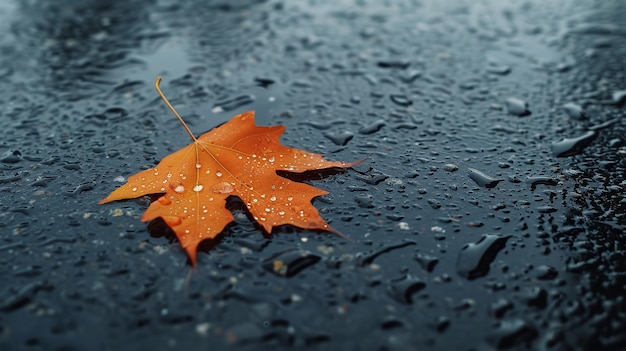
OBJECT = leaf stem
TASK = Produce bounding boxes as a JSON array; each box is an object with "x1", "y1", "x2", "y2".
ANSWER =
[{"x1": 155, "y1": 77, "x2": 197, "y2": 142}]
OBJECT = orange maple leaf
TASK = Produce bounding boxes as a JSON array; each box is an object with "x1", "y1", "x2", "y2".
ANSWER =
[{"x1": 100, "y1": 77, "x2": 359, "y2": 265}]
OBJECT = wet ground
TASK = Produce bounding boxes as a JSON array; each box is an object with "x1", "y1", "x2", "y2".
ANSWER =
[{"x1": 1, "y1": 0, "x2": 625, "y2": 350}]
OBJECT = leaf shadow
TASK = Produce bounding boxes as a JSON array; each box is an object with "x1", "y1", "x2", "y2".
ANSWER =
[
  {"x1": 147, "y1": 216, "x2": 232, "y2": 264},
  {"x1": 276, "y1": 166, "x2": 352, "y2": 182},
  {"x1": 144, "y1": 167, "x2": 354, "y2": 262},
  {"x1": 225, "y1": 188, "x2": 346, "y2": 240}
]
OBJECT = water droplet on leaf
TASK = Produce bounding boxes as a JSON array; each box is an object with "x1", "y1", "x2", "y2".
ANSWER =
[{"x1": 211, "y1": 182, "x2": 234, "y2": 194}]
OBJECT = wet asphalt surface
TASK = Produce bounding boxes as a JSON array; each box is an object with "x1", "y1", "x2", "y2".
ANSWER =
[{"x1": 1, "y1": 0, "x2": 625, "y2": 350}]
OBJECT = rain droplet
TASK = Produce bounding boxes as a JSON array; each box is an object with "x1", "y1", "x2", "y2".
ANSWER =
[
  {"x1": 158, "y1": 196, "x2": 171, "y2": 205},
  {"x1": 443, "y1": 164, "x2": 459, "y2": 172},
  {"x1": 262, "y1": 250, "x2": 321, "y2": 277},
  {"x1": 390, "y1": 94, "x2": 413, "y2": 107},
  {"x1": 612, "y1": 89, "x2": 626, "y2": 105},
  {"x1": 468, "y1": 168, "x2": 504, "y2": 188},
  {"x1": 166, "y1": 216, "x2": 182, "y2": 226},
  {"x1": 196, "y1": 163, "x2": 201, "y2": 169},
  {"x1": 174, "y1": 185, "x2": 185, "y2": 193},
  {"x1": 358, "y1": 241, "x2": 417, "y2": 266},
  {"x1": 377, "y1": 60, "x2": 410, "y2": 69},
  {"x1": 216, "y1": 171, "x2": 223, "y2": 177},
  {"x1": 457, "y1": 234, "x2": 511, "y2": 280},
  {"x1": 193, "y1": 184, "x2": 204, "y2": 192},
  {"x1": 505, "y1": 97, "x2": 531, "y2": 116},
  {"x1": 550, "y1": 131, "x2": 596, "y2": 157},
  {"x1": 211, "y1": 182, "x2": 234, "y2": 194},
  {"x1": 359, "y1": 119, "x2": 386, "y2": 134},
  {"x1": 487, "y1": 319, "x2": 537, "y2": 349},
  {"x1": 562, "y1": 103, "x2": 587, "y2": 120},
  {"x1": 269, "y1": 196, "x2": 277, "y2": 202},
  {"x1": 324, "y1": 131, "x2": 354, "y2": 146},
  {"x1": 265, "y1": 207, "x2": 271, "y2": 213},
  {"x1": 213, "y1": 94, "x2": 255, "y2": 112},
  {"x1": 132, "y1": 187, "x2": 137, "y2": 192},
  {"x1": 0, "y1": 150, "x2": 23, "y2": 163},
  {"x1": 387, "y1": 274, "x2": 425, "y2": 304},
  {"x1": 268, "y1": 156, "x2": 275, "y2": 163}
]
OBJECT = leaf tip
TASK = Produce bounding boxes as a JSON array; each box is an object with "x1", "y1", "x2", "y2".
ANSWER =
[
  {"x1": 328, "y1": 226, "x2": 352, "y2": 241},
  {"x1": 345, "y1": 157, "x2": 367, "y2": 168},
  {"x1": 185, "y1": 246, "x2": 198, "y2": 267}
]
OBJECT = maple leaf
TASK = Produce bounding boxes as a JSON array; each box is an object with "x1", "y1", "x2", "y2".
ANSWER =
[{"x1": 100, "y1": 77, "x2": 359, "y2": 265}]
